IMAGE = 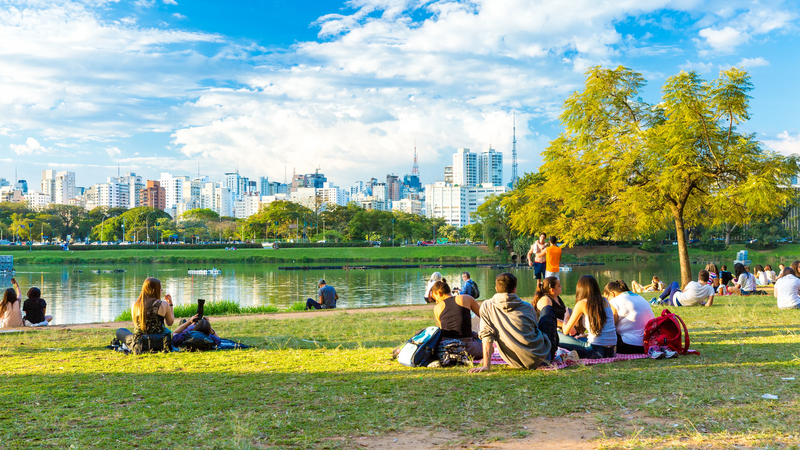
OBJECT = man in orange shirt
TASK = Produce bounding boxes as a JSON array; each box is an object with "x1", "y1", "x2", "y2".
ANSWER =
[{"x1": 539, "y1": 235, "x2": 562, "y2": 280}]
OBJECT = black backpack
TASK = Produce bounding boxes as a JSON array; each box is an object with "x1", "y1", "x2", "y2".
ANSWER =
[
  {"x1": 178, "y1": 331, "x2": 217, "y2": 351},
  {"x1": 437, "y1": 339, "x2": 469, "y2": 367}
]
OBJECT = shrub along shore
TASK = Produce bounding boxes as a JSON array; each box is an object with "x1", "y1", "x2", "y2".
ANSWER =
[{"x1": 1, "y1": 294, "x2": 798, "y2": 449}]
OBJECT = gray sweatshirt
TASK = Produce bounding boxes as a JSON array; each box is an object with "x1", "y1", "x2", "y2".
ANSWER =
[{"x1": 478, "y1": 292, "x2": 551, "y2": 369}]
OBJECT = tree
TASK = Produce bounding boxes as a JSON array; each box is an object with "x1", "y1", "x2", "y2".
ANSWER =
[
  {"x1": 46, "y1": 205, "x2": 86, "y2": 240},
  {"x1": 510, "y1": 66, "x2": 799, "y2": 287},
  {"x1": 181, "y1": 208, "x2": 220, "y2": 222}
]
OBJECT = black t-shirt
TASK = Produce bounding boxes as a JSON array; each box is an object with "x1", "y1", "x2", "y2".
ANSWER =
[
  {"x1": 720, "y1": 271, "x2": 733, "y2": 286},
  {"x1": 23, "y1": 298, "x2": 47, "y2": 324}
]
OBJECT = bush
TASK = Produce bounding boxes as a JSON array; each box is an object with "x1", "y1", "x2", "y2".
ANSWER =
[
  {"x1": 287, "y1": 301, "x2": 307, "y2": 312},
  {"x1": 639, "y1": 241, "x2": 664, "y2": 253},
  {"x1": 745, "y1": 241, "x2": 779, "y2": 250},
  {"x1": 690, "y1": 241, "x2": 728, "y2": 252},
  {"x1": 114, "y1": 300, "x2": 279, "y2": 321},
  {"x1": 276, "y1": 242, "x2": 372, "y2": 249}
]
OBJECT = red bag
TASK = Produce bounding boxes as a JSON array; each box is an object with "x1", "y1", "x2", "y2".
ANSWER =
[{"x1": 643, "y1": 309, "x2": 690, "y2": 354}]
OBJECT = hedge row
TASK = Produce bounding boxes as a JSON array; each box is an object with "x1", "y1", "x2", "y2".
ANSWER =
[
  {"x1": 275, "y1": 242, "x2": 372, "y2": 249},
  {"x1": 0, "y1": 242, "x2": 377, "y2": 251}
]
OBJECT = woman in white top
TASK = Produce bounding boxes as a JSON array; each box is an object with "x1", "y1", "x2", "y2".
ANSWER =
[
  {"x1": 754, "y1": 265, "x2": 772, "y2": 286},
  {"x1": 559, "y1": 275, "x2": 617, "y2": 359},
  {"x1": 728, "y1": 263, "x2": 757, "y2": 295},
  {"x1": 604, "y1": 280, "x2": 655, "y2": 354},
  {"x1": 774, "y1": 268, "x2": 800, "y2": 309},
  {"x1": 764, "y1": 265, "x2": 777, "y2": 284},
  {"x1": 424, "y1": 272, "x2": 443, "y2": 303}
]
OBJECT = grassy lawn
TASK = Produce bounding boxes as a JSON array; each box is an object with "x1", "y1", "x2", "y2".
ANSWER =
[
  {"x1": 1, "y1": 295, "x2": 799, "y2": 449},
  {"x1": 7, "y1": 245, "x2": 496, "y2": 265}
]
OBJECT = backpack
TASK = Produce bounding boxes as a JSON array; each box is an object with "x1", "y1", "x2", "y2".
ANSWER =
[
  {"x1": 398, "y1": 326, "x2": 442, "y2": 367},
  {"x1": 178, "y1": 331, "x2": 217, "y2": 351},
  {"x1": 463, "y1": 280, "x2": 480, "y2": 299},
  {"x1": 643, "y1": 309, "x2": 690, "y2": 354},
  {"x1": 437, "y1": 339, "x2": 469, "y2": 367},
  {"x1": 131, "y1": 331, "x2": 173, "y2": 355}
]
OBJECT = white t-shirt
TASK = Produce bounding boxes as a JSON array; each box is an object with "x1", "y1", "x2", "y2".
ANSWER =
[
  {"x1": 738, "y1": 273, "x2": 756, "y2": 292},
  {"x1": 674, "y1": 281, "x2": 715, "y2": 307},
  {"x1": 774, "y1": 275, "x2": 800, "y2": 309},
  {"x1": 609, "y1": 291, "x2": 655, "y2": 346},
  {"x1": 756, "y1": 271, "x2": 770, "y2": 286}
]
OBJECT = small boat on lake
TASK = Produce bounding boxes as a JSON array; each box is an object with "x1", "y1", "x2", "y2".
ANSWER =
[{"x1": 188, "y1": 268, "x2": 221, "y2": 275}]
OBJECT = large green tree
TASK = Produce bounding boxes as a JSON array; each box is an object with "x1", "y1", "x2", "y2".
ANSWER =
[{"x1": 511, "y1": 66, "x2": 799, "y2": 287}]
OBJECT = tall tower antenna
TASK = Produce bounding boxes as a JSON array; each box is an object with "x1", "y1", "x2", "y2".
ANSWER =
[
  {"x1": 411, "y1": 140, "x2": 420, "y2": 177},
  {"x1": 511, "y1": 112, "x2": 519, "y2": 187}
]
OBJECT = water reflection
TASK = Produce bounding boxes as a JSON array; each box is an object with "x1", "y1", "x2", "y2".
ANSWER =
[{"x1": 2, "y1": 259, "x2": 743, "y2": 325}]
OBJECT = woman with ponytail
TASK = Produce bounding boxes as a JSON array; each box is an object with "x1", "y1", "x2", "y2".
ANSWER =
[
  {"x1": 604, "y1": 280, "x2": 654, "y2": 354},
  {"x1": 533, "y1": 276, "x2": 568, "y2": 328},
  {"x1": 559, "y1": 275, "x2": 618, "y2": 359},
  {"x1": 431, "y1": 279, "x2": 483, "y2": 358}
]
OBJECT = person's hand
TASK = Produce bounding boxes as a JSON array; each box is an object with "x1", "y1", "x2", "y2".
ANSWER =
[
  {"x1": 469, "y1": 365, "x2": 491, "y2": 374},
  {"x1": 164, "y1": 294, "x2": 173, "y2": 305},
  {"x1": 189, "y1": 313, "x2": 199, "y2": 323}
]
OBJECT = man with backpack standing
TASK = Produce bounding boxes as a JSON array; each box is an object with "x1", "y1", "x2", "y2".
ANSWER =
[{"x1": 460, "y1": 272, "x2": 480, "y2": 299}]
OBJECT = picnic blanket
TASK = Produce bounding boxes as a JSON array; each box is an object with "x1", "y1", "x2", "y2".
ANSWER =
[
  {"x1": 473, "y1": 346, "x2": 698, "y2": 369},
  {"x1": 106, "y1": 338, "x2": 249, "y2": 354}
]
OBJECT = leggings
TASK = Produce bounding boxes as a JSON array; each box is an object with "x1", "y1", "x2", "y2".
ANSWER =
[
  {"x1": 538, "y1": 305, "x2": 559, "y2": 361},
  {"x1": 658, "y1": 281, "x2": 683, "y2": 306},
  {"x1": 615, "y1": 333, "x2": 645, "y2": 354}
]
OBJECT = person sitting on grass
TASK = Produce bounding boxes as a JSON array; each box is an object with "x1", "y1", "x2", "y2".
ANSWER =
[
  {"x1": 424, "y1": 272, "x2": 443, "y2": 303},
  {"x1": 23, "y1": 287, "x2": 53, "y2": 327},
  {"x1": 603, "y1": 280, "x2": 655, "y2": 354},
  {"x1": 653, "y1": 270, "x2": 716, "y2": 306},
  {"x1": 533, "y1": 276, "x2": 568, "y2": 329},
  {"x1": 115, "y1": 277, "x2": 175, "y2": 347},
  {"x1": 558, "y1": 275, "x2": 617, "y2": 359},
  {"x1": 774, "y1": 268, "x2": 800, "y2": 310},
  {"x1": 754, "y1": 265, "x2": 772, "y2": 286},
  {"x1": 718, "y1": 265, "x2": 734, "y2": 294},
  {"x1": 305, "y1": 279, "x2": 338, "y2": 310},
  {"x1": 728, "y1": 263, "x2": 756, "y2": 296},
  {"x1": 630, "y1": 276, "x2": 665, "y2": 293},
  {"x1": 0, "y1": 287, "x2": 24, "y2": 329},
  {"x1": 469, "y1": 273, "x2": 555, "y2": 373},
  {"x1": 430, "y1": 280, "x2": 483, "y2": 358},
  {"x1": 172, "y1": 314, "x2": 221, "y2": 349},
  {"x1": 765, "y1": 265, "x2": 777, "y2": 284},
  {"x1": 705, "y1": 263, "x2": 720, "y2": 290}
]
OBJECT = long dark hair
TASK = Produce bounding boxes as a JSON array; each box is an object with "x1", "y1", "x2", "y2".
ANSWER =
[
  {"x1": 754, "y1": 264, "x2": 764, "y2": 274},
  {"x1": 0, "y1": 288, "x2": 17, "y2": 315},
  {"x1": 534, "y1": 276, "x2": 559, "y2": 302},
  {"x1": 734, "y1": 263, "x2": 747, "y2": 279},
  {"x1": 603, "y1": 280, "x2": 630, "y2": 298},
  {"x1": 575, "y1": 275, "x2": 607, "y2": 336},
  {"x1": 431, "y1": 280, "x2": 452, "y2": 298},
  {"x1": 194, "y1": 318, "x2": 212, "y2": 335},
  {"x1": 27, "y1": 287, "x2": 42, "y2": 300}
]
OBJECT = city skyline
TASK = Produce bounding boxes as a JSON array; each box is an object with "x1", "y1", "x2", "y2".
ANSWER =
[{"x1": 1, "y1": 1, "x2": 799, "y2": 187}]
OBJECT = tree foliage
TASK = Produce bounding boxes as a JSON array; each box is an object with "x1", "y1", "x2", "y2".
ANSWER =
[{"x1": 510, "y1": 66, "x2": 799, "y2": 287}]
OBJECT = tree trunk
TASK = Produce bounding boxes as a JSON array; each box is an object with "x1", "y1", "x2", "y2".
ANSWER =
[{"x1": 673, "y1": 213, "x2": 692, "y2": 289}]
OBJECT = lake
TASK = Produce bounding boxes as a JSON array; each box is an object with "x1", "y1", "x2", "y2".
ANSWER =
[{"x1": 3, "y1": 259, "x2": 753, "y2": 325}]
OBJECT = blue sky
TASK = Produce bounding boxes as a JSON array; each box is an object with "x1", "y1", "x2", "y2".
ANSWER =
[{"x1": 1, "y1": 0, "x2": 799, "y2": 190}]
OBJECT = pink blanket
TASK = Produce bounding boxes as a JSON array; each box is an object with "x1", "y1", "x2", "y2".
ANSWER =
[{"x1": 473, "y1": 348, "x2": 698, "y2": 369}]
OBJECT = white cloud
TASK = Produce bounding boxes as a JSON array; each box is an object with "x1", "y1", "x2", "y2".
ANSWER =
[
  {"x1": 679, "y1": 60, "x2": 714, "y2": 73},
  {"x1": 172, "y1": 13, "x2": 186, "y2": 20},
  {"x1": 736, "y1": 56, "x2": 769, "y2": 68},
  {"x1": 10, "y1": 137, "x2": 50, "y2": 155},
  {"x1": 105, "y1": 146, "x2": 122, "y2": 157},
  {"x1": 763, "y1": 131, "x2": 800, "y2": 156},
  {"x1": 696, "y1": 7, "x2": 796, "y2": 55},
  {"x1": 698, "y1": 26, "x2": 748, "y2": 53},
  {"x1": 163, "y1": 0, "x2": 178, "y2": 5}
]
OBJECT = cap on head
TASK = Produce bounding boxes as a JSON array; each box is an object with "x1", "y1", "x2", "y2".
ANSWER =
[{"x1": 318, "y1": 279, "x2": 326, "y2": 285}]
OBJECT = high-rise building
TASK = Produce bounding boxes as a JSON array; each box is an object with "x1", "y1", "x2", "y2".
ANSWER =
[
  {"x1": 452, "y1": 148, "x2": 477, "y2": 187},
  {"x1": 444, "y1": 166, "x2": 453, "y2": 184},
  {"x1": 200, "y1": 182, "x2": 234, "y2": 217},
  {"x1": 234, "y1": 193, "x2": 261, "y2": 219},
  {"x1": 96, "y1": 178, "x2": 126, "y2": 209},
  {"x1": 41, "y1": 170, "x2": 76, "y2": 205},
  {"x1": 140, "y1": 181, "x2": 166, "y2": 210},
  {"x1": 425, "y1": 182, "x2": 507, "y2": 226},
  {"x1": 160, "y1": 173, "x2": 190, "y2": 210},
  {"x1": 386, "y1": 174, "x2": 401, "y2": 201},
  {"x1": 224, "y1": 172, "x2": 242, "y2": 198},
  {"x1": 259, "y1": 177, "x2": 269, "y2": 195},
  {"x1": 478, "y1": 147, "x2": 503, "y2": 186},
  {"x1": 0, "y1": 178, "x2": 9, "y2": 188},
  {"x1": 118, "y1": 172, "x2": 144, "y2": 209},
  {"x1": 15, "y1": 180, "x2": 28, "y2": 194}
]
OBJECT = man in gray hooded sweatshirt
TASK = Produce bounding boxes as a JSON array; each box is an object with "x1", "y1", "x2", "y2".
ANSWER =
[{"x1": 469, "y1": 272, "x2": 557, "y2": 372}]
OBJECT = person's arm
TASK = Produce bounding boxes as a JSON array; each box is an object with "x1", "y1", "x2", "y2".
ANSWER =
[
  {"x1": 335, "y1": 292, "x2": 339, "y2": 300},
  {"x1": 468, "y1": 339, "x2": 494, "y2": 373},
  {"x1": 526, "y1": 248, "x2": 534, "y2": 266},
  {"x1": 536, "y1": 248, "x2": 547, "y2": 258},
  {"x1": 319, "y1": 294, "x2": 325, "y2": 305},
  {"x1": 610, "y1": 303, "x2": 620, "y2": 325},
  {"x1": 433, "y1": 303, "x2": 443, "y2": 328},
  {"x1": 162, "y1": 295, "x2": 175, "y2": 326},
  {"x1": 173, "y1": 314, "x2": 198, "y2": 334},
  {"x1": 562, "y1": 300, "x2": 586, "y2": 335},
  {"x1": 11, "y1": 280, "x2": 21, "y2": 299},
  {"x1": 705, "y1": 294, "x2": 714, "y2": 307}
]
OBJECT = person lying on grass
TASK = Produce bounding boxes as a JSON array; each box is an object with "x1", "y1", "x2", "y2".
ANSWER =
[
  {"x1": 774, "y1": 268, "x2": 800, "y2": 310},
  {"x1": 653, "y1": 270, "x2": 716, "y2": 307},
  {"x1": 172, "y1": 314, "x2": 221, "y2": 349},
  {"x1": 558, "y1": 275, "x2": 618, "y2": 359},
  {"x1": 630, "y1": 276, "x2": 665, "y2": 293},
  {"x1": 603, "y1": 280, "x2": 654, "y2": 354},
  {"x1": 469, "y1": 272, "x2": 555, "y2": 373},
  {"x1": 430, "y1": 279, "x2": 483, "y2": 358}
]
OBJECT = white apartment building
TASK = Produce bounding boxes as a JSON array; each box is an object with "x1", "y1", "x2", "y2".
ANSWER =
[
  {"x1": 452, "y1": 148, "x2": 478, "y2": 187},
  {"x1": 392, "y1": 198, "x2": 424, "y2": 216},
  {"x1": 118, "y1": 173, "x2": 144, "y2": 209},
  {"x1": 234, "y1": 193, "x2": 261, "y2": 219},
  {"x1": 41, "y1": 170, "x2": 76, "y2": 205},
  {"x1": 26, "y1": 192, "x2": 52, "y2": 210},
  {"x1": 199, "y1": 182, "x2": 234, "y2": 218},
  {"x1": 478, "y1": 148, "x2": 503, "y2": 186},
  {"x1": 353, "y1": 196, "x2": 389, "y2": 211},
  {"x1": 425, "y1": 182, "x2": 507, "y2": 226},
  {"x1": 292, "y1": 183, "x2": 348, "y2": 210},
  {"x1": 96, "y1": 178, "x2": 124, "y2": 209}
]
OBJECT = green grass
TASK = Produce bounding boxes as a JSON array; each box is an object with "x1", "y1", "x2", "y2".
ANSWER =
[
  {"x1": 1, "y1": 296, "x2": 799, "y2": 449},
  {"x1": 114, "y1": 300, "x2": 280, "y2": 321},
  {"x1": 9, "y1": 245, "x2": 497, "y2": 265}
]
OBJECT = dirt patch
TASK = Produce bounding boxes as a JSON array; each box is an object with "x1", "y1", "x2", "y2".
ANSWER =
[{"x1": 352, "y1": 417, "x2": 600, "y2": 449}]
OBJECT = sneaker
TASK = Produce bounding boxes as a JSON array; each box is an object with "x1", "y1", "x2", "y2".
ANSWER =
[
  {"x1": 662, "y1": 347, "x2": 677, "y2": 359},
  {"x1": 648, "y1": 347, "x2": 665, "y2": 360},
  {"x1": 391, "y1": 347, "x2": 402, "y2": 359},
  {"x1": 650, "y1": 298, "x2": 661, "y2": 305}
]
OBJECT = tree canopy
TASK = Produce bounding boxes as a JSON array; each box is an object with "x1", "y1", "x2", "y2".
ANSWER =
[{"x1": 510, "y1": 66, "x2": 799, "y2": 287}]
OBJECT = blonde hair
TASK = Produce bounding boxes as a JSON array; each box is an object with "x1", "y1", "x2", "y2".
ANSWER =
[{"x1": 133, "y1": 278, "x2": 162, "y2": 331}]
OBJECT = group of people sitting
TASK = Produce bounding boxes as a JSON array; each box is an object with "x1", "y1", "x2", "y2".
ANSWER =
[
  {"x1": 0, "y1": 278, "x2": 54, "y2": 329},
  {"x1": 413, "y1": 270, "x2": 661, "y2": 373},
  {"x1": 638, "y1": 261, "x2": 800, "y2": 309}
]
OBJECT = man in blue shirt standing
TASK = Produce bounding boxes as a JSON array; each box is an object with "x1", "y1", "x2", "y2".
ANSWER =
[
  {"x1": 306, "y1": 279, "x2": 339, "y2": 310},
  {"x1": 461, "y1": 272, "x2": 480, "y2": 299}
]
